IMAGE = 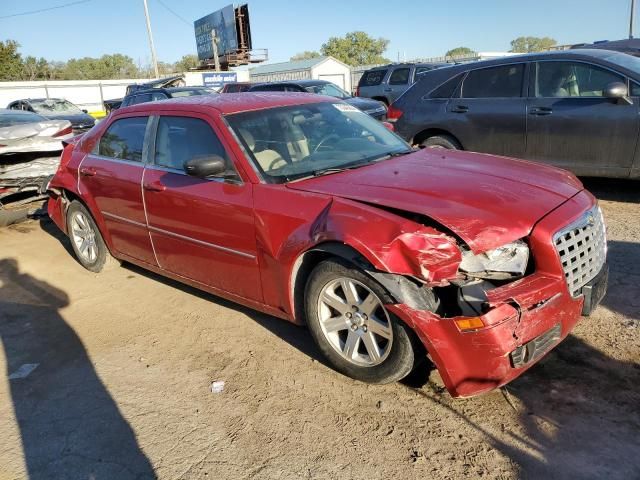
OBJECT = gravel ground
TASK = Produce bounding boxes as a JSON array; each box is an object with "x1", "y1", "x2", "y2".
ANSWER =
[{"x1": 0, "y1": 178, "x2": 638, "y2": 480}]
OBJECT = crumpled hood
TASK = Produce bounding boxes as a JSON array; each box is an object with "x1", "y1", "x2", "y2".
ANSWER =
[
  {"x1": 288, "y1": 148, "x2": 583, "y2": 252},
  {"x1": 41, "y1": 112, "x2": 95, "y2": 128}
]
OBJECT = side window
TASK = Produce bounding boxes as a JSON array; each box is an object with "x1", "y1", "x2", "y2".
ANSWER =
[
  {"x1": 389, "y1": 68, "x2": 410, "y2": 85},
  {"x1": 359, "y1": 69, "x2": 386, "y2": 87},
  {"x1": 154, "y1": 116, "x2": 232, "y2": 173},
  {"x1": 535, "y1": 61, "x2": 624, "y2": 97},
  {"x1": 415, "y1": 66, "x2": 434, "y2": 76},
  {"x1": 631, "y1": 81, "x2": 640, "y2": 97},
  {"x1": 428, "y1": 73, "x2": 464, "y2": 99},
  {"x1": 151, "y1": 92, "x2": 168, "y2": 101},
  {"x1": 131, "y1": 93, "x2": 152, "y2": 105},
  {"x1": 462, "y1": 64, "x2": 524, "y2": 98},
  {"x1": 98, "y1": 117, "x2": 148, "y2": 162}
]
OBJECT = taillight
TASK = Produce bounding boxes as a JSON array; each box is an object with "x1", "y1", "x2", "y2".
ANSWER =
[
  {"x1": 355, "y1": 86, "x2": 361, "y2": 97},
  {"x1": 386, "y1": 104, "x2": 403, "y2": 122},
  {"x1": 53, "y1": 125, "x2": 73, "y2": 137},
  {"x1": 57, "y1": 142, "x2": 76, "y2": 172}
]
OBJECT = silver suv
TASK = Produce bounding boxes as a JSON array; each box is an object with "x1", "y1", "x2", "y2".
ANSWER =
[{"x1": 356, "y1": 63, "x2": 445, "y2": 105}]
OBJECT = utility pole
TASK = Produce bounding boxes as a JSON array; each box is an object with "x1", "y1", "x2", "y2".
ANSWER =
[
  {"x1": 142, "y1": 0, "x2": 159, "y2": 78},
  {"x1": 211, "y1": 29, "x2": 221, "y2": 71},
  {"x1": 631, "y1": 0, "x2": 636, "y2": 39}
]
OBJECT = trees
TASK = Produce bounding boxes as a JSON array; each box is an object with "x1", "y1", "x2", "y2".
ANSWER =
[
  {"x1": 510, "y1": 36, "x2": 557, "y2": 53},
  {"x1": 174, "y1": 54, "x2": 199, "y2": 72},
  {"x1": 320, "y1": 31, "x2": 389, "y2": 66},
  {"x1": 290, "y1": 51, "x2": 321, "y2": 62},
  {"x1": 0, "y1": 40, "x2": 24, "y2": 81},
  {"x1": 445, "y1": 46, "x2": 475, "y2": 57}
]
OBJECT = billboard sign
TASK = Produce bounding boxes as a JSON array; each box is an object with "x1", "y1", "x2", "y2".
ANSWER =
[
  {"x1": 202, "y1": 72, "x2": 238, "y2": 88},
  {"x1": 194, "y1": 4, "x2": 237, "y2": 61}
]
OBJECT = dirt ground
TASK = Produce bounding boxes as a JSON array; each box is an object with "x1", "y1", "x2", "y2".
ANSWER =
[{"x1": 0, "y1": 178, "x2": 638, "y2": 480}]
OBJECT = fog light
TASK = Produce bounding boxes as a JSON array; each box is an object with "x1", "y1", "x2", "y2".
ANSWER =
[{"x1": 455, "y1": 317, "x2": 485, "y2": 331}]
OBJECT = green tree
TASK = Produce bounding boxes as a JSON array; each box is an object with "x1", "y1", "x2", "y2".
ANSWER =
[
  {"x1": 510, "y1": 36, "x2": 557, "y2": 53},
  {"x1": 22, "y1": 56, "x2": 51, "y2": 80},
  {"x1": 0, "y1": 40, "x2": 24, "y2": 80},
  {"x1": 290, "y1": 51, "x2": 321, "y2": 62},
  {"x1": 445, "y1": 46, "x2": 475, "y2": 57},
  {"x1": 62, "y1": 54, "x2": 140, "y2": 79},
  {"x1": 174, "y1": 54, "x2": 199, "y2": 71},
  {"x1": 320, "y1": 31, "x2": 389, "y2": 66}
]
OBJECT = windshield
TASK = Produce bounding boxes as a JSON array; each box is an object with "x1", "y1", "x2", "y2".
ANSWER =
[
  {"x1": 170, "y1": 88, "x2": 214, "y2": 98},
  {"x1": 0, "y1": 111, "x2": 47, "y2": 127},
  {"x1": 30, "y1": 99, "x2": 82, "y2": 114},
  {"x1": 304, "y1": 83, "x2": 351, "y2": 99},
  {"x1": 226, "y1": 102, "x2": 410, "y2": 183}
]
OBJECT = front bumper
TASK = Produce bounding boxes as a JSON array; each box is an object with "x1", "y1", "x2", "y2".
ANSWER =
[{"x1": 389, "y1": 190, "x2": 606, "y2": 398}]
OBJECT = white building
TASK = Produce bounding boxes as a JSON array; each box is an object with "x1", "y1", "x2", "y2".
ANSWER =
[{"x1": 249, "y1": 56, "x2": 352, "y2": 92}]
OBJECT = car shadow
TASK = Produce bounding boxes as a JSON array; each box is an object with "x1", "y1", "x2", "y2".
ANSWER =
[
  {"x1": 602, "y1": 240, "x2": 640, "y2": 321},
  {"x1": 0, "y1": 258, "x2": 156, "y2": 479}
]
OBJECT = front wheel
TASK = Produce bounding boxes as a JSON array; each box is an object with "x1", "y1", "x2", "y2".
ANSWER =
[
  {"x1": 305, "y1": 259, "x2": 417, "y2": 384},
  {"x1": 66, "y1": 200, "x2": 114, "y2": 273},
  {"x1": 421, "y1": 134, "x2": 461, "y2": 150}
]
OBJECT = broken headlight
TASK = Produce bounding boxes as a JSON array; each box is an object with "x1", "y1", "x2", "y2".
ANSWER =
[{"x1": 459, "y1": 240, "x2": 529, "y2": 280}]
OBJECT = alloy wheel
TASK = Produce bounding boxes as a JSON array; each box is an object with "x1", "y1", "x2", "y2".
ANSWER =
[{"x1": 70, "y1": 211, "x2": 98, "y2": 264}]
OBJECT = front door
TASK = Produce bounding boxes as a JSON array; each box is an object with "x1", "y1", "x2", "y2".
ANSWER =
[
  {"x1": 447, "y1": 63, "x2": 527, "y2": 157},
  {"x1": 79, "y1": 115, "x2": 157, "y2": 265},
  {"x1": 525, "y1": 60, "x2": 639, "y2": 177},
  {"x1": 142, "y1": 113, "x2": 262, "y2": 301}
]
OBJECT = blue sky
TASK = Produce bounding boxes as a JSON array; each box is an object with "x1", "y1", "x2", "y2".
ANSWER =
[{"x1": 0, "y1": 0, "x2": 637, "y2": 65}]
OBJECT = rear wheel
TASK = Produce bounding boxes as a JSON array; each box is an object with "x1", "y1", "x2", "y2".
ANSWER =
[
  {"x1": 305, "y1": 259, "x2": 416, "y2": 384},
  {"x1": 66, "y1": 200, "x2": 114, "y2": 272},
  {"x1": 421, "y1": 134, "x2": 461, "y2": 150}
]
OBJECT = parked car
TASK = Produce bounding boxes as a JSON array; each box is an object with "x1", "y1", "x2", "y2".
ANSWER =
[
  {"x1": 248, "y1": 80, "x2": 387, "y2": 119},
  {"x1": 119, "y1": 87, "x2": 216, "y2": 108},
  {"x1": 103, "y1": 74, "x2": 186, "y2": 113},
  {"x1": 356, "y1": 62, "x2": 445, "y2": 105},
  {"x1": 219, "y1": 82, "x2": 252, "y2": 93},
  {"x1": 389, "y1": 49, "x2": 640, "y2": 179},
  {"x1": 7, "y1": 98, "x2": 95, "y2": 134},
  {"x1": 0, "y1": 109, "x2": 72, "y2": 155},
  {"x1": 47, "y1": 93, "x2": 607, "y2": 398}
]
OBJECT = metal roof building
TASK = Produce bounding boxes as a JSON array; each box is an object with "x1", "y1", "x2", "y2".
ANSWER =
[{"x1": 249, "y1": 56, "x2": 352, "y2": 92}]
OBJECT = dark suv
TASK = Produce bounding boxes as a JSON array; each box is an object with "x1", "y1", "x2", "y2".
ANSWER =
[
  {"x1": 356, "y1": 63, "x2": 445, "y2": 105},
  {"x1": 248, "y1": 80, "x2": 387, "y2": 119},
  {"x1": 120, "y1": 87, "x2": 215, "y2": 108},
  {"x1": 390, "y1": 49, "x2": 640, "y2": 179}
]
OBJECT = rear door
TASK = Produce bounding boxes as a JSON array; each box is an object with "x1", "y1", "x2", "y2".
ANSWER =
[
  {"x1": 525, "y1": 60, "x2": 639, "y2": 176},
  {"x1": 447, "y1": 63, "x2": 527, "y2": 157},
  {"x1": 142, "y1": 113, "x2": 261, "y2": 300},
  {"x1": 78, "y1": 115, "x2": 157, "y2": 265},
  {"x1": 385, "y1": 67, "x2": 411, "y2": 103}
]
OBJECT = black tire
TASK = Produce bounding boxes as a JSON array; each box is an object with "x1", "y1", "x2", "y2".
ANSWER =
[
  {"x1": 305, "y1": 259, "x2": 417, "y2": 384},
  {"x1": 421, "y1": 134, "x2": 461, "y2": 150},
  {"x1": 66, "y1": 200, "x2": 114, "y2": 273}
]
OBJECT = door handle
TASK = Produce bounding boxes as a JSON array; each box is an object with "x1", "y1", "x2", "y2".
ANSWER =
[
  {"x1": 143, "y1": 181, "x2": 166, "y2": 192},
  {"x1": 79, "y1": 166, "x2": 96, "y2": 176},
  {"x1": 451, "y1": 105, "x2": 469, "y2": 113},
  {"x1": 529, "y1": 106, "x2": 553, "y2": 116}
]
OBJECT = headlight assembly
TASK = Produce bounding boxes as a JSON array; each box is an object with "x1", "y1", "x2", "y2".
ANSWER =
[{"x1": 459, "y1": 240, "x2": 529, "y2": 280}]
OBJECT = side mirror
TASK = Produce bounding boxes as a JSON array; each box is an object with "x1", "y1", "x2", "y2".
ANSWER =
[
  {"x1": 184, "y1": 155, "x2": 227, "y2": 178},
  {"x1": 604, "y1": 82, "x2": 632, "y2": 104},
  {"x1": 82, "y1": 109, "x2": 88, "y2": 113}
]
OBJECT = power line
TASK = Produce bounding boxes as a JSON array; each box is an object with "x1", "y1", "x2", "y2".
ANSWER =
[
  {"x1": 155, "y1": 0, "x2": 192, "y2": 27},
  {"x1": 0, "y1": 0, "x2": 94, "y2": 20}
]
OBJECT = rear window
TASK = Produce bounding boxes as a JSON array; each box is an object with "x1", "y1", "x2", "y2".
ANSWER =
[
  {"x1": 0, "y1": 112, "x2": 47, "y2": 127},
  {"x1": 461, "y1": 64, "x2": 524, "y2": 98},
  {"x1": 359, "y1": 69, "x2": 387, "y2": 87},
  {"x1": 389, "y1": 68, "x2": 410, "y2": 85},
  {"x1": 98, "y1": 117, "x2": 148, "y2": 162},
  {"x1": 428, "y1": 73, "x2": 465, "y2": 99}
]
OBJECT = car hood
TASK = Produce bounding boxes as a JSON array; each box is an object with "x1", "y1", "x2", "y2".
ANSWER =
[
  {"x1": 39, "y1": 113, "x2": 95, "y2": 127},
  {"x1": 287, "y1": 149, "x2": 583, "y2": 252},
  {"x1": 344, "y1": 96, "x2": 386, "y2": 112}
]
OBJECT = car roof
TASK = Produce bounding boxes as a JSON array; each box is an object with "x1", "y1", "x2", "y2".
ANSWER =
[
  {"x1": 366, "y1": 62, "x2": 444, "y2": 71},
  {"x1": 0, "y1": 108, "x2": 42, "y2": 116},
  {"x1": 116, "y1": 92, "x2": 336, "y2": 116}
]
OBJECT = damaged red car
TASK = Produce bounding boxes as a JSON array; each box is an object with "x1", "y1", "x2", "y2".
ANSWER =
[{"x1": 47, "y1": 93, "x2": 608, "y2": 397}]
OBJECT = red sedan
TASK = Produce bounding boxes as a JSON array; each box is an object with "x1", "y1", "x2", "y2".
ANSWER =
[{"x1": 47, "y1": 93, "x2": 608, "y2": 397}]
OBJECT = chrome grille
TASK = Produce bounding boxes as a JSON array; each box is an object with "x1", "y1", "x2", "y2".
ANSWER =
[
  {"x1": 510, "y1": 323, "x2": 562, "y2": 368},
  {"x1": 554, "y1": 206, "x2": 607, "y2": 297}
]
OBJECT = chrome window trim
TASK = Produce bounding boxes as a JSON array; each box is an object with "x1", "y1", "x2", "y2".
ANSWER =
[{"x1": 148, "y1": 225, "x2": 256, "y2": 260}]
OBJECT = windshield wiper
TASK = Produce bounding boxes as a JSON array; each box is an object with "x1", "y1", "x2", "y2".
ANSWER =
[{"x1": 312, "y1": 163, "x2": 368, "y2": 177}]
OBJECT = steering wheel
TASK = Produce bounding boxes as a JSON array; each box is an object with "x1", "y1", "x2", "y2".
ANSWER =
[
  {"x1": 268, "y1": 157, "x2": 288, "y2": 170},
  {"x1": 312, "y1": 134, "x2": 340, "y2": 154}
]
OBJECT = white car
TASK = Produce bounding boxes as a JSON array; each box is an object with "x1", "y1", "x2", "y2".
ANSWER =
[{"x1": 0, "y1": 109, "x2": 73, "y2": 155}]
